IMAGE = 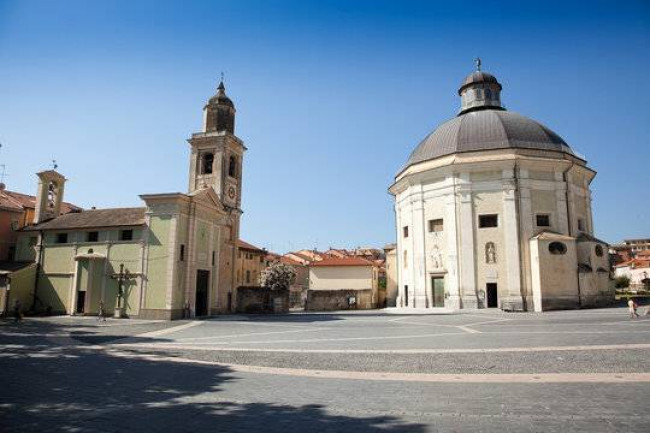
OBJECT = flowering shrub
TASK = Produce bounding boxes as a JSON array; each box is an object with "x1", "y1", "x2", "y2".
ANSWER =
[{"x1": 260, "y1": 262, "x2": 296, "y2": 291}]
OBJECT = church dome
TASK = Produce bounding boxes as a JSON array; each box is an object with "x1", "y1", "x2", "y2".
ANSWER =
[
  {"x1": 404, "y1": 64, "x2": 575, "y2": 169},
  {"x1": 405, "y1": 110, "x2": 574, "y2": 167}
]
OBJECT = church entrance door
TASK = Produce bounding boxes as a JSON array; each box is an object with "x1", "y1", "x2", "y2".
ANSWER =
[
  {"x1": 486, "y1": 283, "x2": 498, "y2": 308},
  {"x1": 195, "y1": 270, "x2": 209, "y2": 317},
  {"x1": 431, "y1": 277, "x2": 445, "y2": 308}
]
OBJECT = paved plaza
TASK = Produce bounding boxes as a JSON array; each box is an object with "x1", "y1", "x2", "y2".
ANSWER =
[{"x1": 1, "y1": 308, "x2": 649, "y2": 432}]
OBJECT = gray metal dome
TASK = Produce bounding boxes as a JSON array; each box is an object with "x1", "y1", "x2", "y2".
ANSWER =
[
  {"x1": 405, "y1": 109, "x2": 575, "y2": 168},
  {"x1": 459, "y1": 71, "x2": 502, "y2": 94}
]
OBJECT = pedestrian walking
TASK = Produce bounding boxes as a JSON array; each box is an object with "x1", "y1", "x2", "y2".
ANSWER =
[
  {"x1": 13, "y1": 299, "x2": 22, "y2": 323},
  {"x1": 628, "y1": 299, "x2": 639, "y2": 319}
]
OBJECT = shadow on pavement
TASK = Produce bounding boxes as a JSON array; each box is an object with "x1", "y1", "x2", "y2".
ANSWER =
[{"x1": 0, "y1": 321, "x2": 425, "y2": 433}]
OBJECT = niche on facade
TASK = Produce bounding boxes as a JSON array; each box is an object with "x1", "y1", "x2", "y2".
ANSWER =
[
  {"x1": 431, "y1": 244, "x2": 443, "y2": 269},
  {"x1": 485, "y1": 242, "x2": 496, "y2": 264}
]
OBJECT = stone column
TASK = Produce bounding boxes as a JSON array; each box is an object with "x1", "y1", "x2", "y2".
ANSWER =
[
  {"x1": 585, "y1": 184, "x2": 594, "y2": 235},
  {"x1": 502, "y1": 173, "x2": 523, "y2": 310},
  {"x1": 518, "y1": 170, "x2": 534, "y2": 310},
  {"x1": 555, "y1": 170, "x2": 570, "y2": 235},
  {"x1": 395, "y1": 202, "x2": 405, "y2": 308},
  {"x1": 458, "y1": 173, "x2": 477, "y2": 309},
  {"x1": 444, "y1": 177, "x2": 461, "y2": 310},
  {"x1": 411, "y1": 187, "x2": 427, "y2": 308}
]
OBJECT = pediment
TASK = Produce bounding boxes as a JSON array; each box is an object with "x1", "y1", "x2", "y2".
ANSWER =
[{"x1": 189, "y1": 187, "x2": 226, "y2": 213}]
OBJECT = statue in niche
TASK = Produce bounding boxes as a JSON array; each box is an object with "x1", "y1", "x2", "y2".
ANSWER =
[
  {"x1": 431, "y1": 244, "x2": 443, "y2": 269},
  {"x1": 486, "y1": 242, "x2": 496, "y2": 264}
]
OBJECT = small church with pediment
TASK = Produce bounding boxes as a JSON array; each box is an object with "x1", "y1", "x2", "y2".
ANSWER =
[{"x1": 12, "y1": 81, "x2": 245, "y2": 319}]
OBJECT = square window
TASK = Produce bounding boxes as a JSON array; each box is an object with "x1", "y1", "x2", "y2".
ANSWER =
[
  {"x1": 119, "y1": 230, "x2": 133, "y2": 241},
  {"x1": 428, "y1": 219, "x2": 444, "y2": 232},
  {"x1": 479, "y1": 214, "x2": 498, "y2": 228},
  {"x1": 403, "y1": 226, "x2": 409, "y2": 238},
  {"x1": 87, "y1": 231, "x2": 99, "y2": 242},
  {"x1": 536, "y1": 214, "x2": 550, "y2": 227},
  {"x1": 56, "y1": 233, "x2": 68, "y2": 244}
]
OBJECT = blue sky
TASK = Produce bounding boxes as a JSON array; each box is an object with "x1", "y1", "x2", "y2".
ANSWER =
[{"x1": 0, "y1": 0, "x2": 648, "y2": 252}]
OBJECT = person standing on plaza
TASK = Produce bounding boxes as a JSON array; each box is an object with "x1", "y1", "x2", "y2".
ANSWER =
[
  {"x1": 13, "y1": 299, "x2": 22, "y2": 323},
  {"x1": 97, "y1": 299, "x2": 106, "y2": 322},
  {"x1": 628, "y1": 298, "x2": 639, "y2": 319}
]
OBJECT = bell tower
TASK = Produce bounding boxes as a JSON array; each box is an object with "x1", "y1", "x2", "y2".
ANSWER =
[
  {"x1": 187, "y1": 80, "x2": 245, "y2": 210},
  {"x1": 34, "y1": 170, "x2": 66, "y2": 224}
]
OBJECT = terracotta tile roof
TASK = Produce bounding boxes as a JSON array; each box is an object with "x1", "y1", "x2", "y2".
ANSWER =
[
  {"x1": 310, "y1": 256, "x2": 375, "y2": 267},
  {"x1": 0, "y1": 189, "x2": 81, "y2": 214},
  {"x1": 615, "y1": 258, "x2": 650, "y2": 268},
  {"x1": 237, "y1": 240, "x2": 266, "y2": 253},
  {"x1": 24, "y1": 207, "x2": 146, "y2": 231},
  {"x1": 280, "y1": 256, "x2": 304, "y2": 266}
]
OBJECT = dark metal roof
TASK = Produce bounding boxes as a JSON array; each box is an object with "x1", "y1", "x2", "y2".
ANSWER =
[
  {"x1": 404, "y1": 109, "x2": 574, "y2": 169},
  {"x1": 24, "y1": 207, "x2": 146, "y2": 231},
  {"x1": 459, "y1": 71, "x2": 502, "y2": 94}
]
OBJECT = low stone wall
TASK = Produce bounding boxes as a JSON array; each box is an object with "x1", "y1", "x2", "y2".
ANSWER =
[
  {"x1": 236, "y1": 286, "x2": 289, "y2": 314},
  {"x1": 137, "y1": 308, "x2": 184, "y2": 320},
  {"x1": 305, "y1": 289, "x2": 375, "y2": 311}
]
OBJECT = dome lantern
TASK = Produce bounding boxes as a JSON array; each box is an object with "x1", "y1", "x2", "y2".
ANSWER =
[{"x1": 458, "y1": 58, "x2": 504, "y2": 115}]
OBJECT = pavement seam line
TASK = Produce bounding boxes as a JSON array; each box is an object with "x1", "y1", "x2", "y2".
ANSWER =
[
  {"x1": 101, "y1": 349, "x2": 650, "y2": 383},
  {"x1": 136, "y1": 321, "x2": 203, "y2": 337},
  {"x1": 108, "y1": 342, "x2": 650, "y2": 354}
]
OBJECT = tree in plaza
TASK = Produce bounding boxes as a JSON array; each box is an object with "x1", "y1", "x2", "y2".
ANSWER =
[
  {"x1": 614, "y1": 276, "x2": 630, "y2": 289},
  {"x1": 260, "y1": 262, "x2": 296, "y2": 291}
]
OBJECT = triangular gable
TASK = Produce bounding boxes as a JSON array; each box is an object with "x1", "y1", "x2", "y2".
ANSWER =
[{"x1": 189, "y1": 187, "x2": 227, "y2": 213}]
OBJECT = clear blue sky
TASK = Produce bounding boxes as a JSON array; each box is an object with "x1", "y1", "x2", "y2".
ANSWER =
[{"x1": 1, "y1": 0, "x2": 648, "y2": 252}]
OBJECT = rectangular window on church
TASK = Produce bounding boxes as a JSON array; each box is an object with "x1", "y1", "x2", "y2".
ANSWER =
[
  {"x1": 119, "y1": 230, "x2": 133, "y2": 241},
  {"x1": 87, "y1": 231, "x2": 99, "y2": 242},
  {"x1": 578, "y1": 218, "x2": 585, "y2": 231},
  {"x1": 428, "y1": 219, "x2": 444, "y2": 232},
  {"x1": 180, "y1": 244, "x2": 185, "y2": 261},
  {"x1": 212, "y1": 251, "x2": 216, "y2": 266},
  {"x1": 403, "y1": 226, "x2": 409, "y2": 238},
  {"x1": 536, "y1": 214, "x2": 550, "y2": 227},
  {"x1": 55, "y1": 233, "x2": 68, "y2": 244},
  {"x1": 479, "y1": 214, "x2": 498, "y2": 228}
]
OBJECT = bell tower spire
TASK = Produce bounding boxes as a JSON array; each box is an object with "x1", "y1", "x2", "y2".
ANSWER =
[
  {"x1": 202, "y1": 76, "x2": 236, "y2": 134},
  {"x1": 188, "y1": 79, "x2": 246, "y2": 210}
]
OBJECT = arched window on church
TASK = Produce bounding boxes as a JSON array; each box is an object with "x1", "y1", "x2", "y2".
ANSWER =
[
  {"x1": 228, "y1": 156, "x2": 237, "y2": 178},
  {"x1": 202, "y1": 153, "x2": 214, "y2": 175}
]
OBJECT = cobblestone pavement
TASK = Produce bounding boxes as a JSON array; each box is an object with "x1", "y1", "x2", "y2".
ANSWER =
[{"x1": 1, "y1": 309, "x2": 649, "y2": 432}]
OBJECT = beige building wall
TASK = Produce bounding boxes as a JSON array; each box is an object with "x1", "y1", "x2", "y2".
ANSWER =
[{"x1": 310, "y1": 266, "x2": 375, "y2": 291}]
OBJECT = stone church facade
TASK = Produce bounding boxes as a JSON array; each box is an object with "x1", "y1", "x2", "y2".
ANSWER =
[
  {"x1": 389, "y1": 66, "x2": 613, "y2": 312},
  {"x1": 13, "y1": 81, "x2": 245, "y2": 319}
]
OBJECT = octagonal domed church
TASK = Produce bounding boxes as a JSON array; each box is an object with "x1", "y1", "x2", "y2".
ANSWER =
[{"x1": 389, "y1": 62, "x2": 613, "y2": 312}]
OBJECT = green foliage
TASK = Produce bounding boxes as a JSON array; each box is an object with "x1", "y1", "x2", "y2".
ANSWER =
[
  {"x1": 260, "y1": 262, "x2": 296, "y2": 291},
  {"x1": 615, "y1": 276, "x2": 630, "y2": 289}
]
